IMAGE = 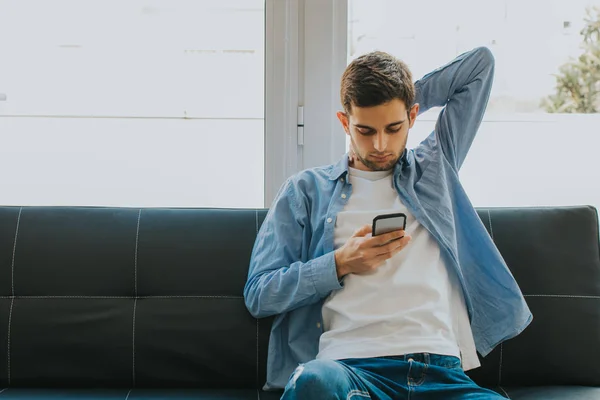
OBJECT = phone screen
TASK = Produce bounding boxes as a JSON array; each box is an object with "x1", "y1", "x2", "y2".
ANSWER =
[{"x1": 372, "y1": 213, "x2": 407, "y2": 236}]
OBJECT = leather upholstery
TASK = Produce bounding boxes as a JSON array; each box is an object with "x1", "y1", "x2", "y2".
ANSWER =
[{"x1": 0, "y1": 205, "x2": 598, "y2": 399}]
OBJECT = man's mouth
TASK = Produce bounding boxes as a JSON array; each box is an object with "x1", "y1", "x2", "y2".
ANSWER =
[{"x1": 371, "y1": 154, "x2": 391, "y2": 161}]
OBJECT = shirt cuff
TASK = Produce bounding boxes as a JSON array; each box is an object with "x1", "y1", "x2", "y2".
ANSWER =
[{"x1": 310, "y1": 251, "x2": 343, "y2": 297}]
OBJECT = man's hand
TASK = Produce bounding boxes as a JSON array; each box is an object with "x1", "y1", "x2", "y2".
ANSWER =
[{"x1": 334, "y1": 224, "x2": 412, "y2": 278}]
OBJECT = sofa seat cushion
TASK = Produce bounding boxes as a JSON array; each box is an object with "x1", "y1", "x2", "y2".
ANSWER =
[
  {"x1": 0, "y1": 388, "x2": 283, "y2": 400},
  {"x1": 502, "y1": 385, "x2": 600, "y2": 399},
  {"x1": 5, "y1": 387, "x2": 600, "y2": 399}
]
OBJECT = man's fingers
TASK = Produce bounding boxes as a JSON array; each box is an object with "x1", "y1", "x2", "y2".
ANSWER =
[
  {"x1": 372, "y1": 229, "x2": 406, "y2": 246},
  {"x1": 371, "y1": 252, "x2": 393, "y2": 267},
  {"x1": 352, "y1": 224, "x2": 372, "y2": 238},
  {"x1": 373, "y1": 234, "x2": 411, "y2": 256},
  {"x1": 390, "y1": 235, "x2": 411, "y2": 251},
  {"x1": 391, "y1": 235, "x2": 411, "y2": 254}
]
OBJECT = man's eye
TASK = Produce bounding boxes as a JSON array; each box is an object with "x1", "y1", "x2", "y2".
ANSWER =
[
  {"x1": 388, "y1": 128, "x2": 401, "y2": 133},
  {"x1": 358, "y1": 129, "x2": 374, "y2": 135}
]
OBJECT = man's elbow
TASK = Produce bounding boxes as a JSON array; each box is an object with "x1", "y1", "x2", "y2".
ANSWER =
[
  {"x1": 243, "y1": 277, "x2": 273, "y2": 319},
  {"x1": 474, "y1": 46, "x2": 495, "y2": 70},
  {"x1": 243, "y1": 279, "x2": 261, "y2": 318}
]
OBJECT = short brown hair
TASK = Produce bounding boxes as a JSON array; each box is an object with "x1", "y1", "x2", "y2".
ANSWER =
[{"x1": 340, "y1": 51, "x2": 415, "y2": 115}]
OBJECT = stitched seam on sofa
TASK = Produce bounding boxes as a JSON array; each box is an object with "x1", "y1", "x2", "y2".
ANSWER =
[
  {"x1": 488, "y1": 209, "x2": 503, "y2": 386},
  {"x1": 134, "y1": 209, "x2": 141, "y2": 297},
  {"x1": 486, "y1": 209, "x2": 495, "y2": 240},
  {"x1": 0, "y1": 295, "x2": 244, "y2": 299},
  {"x1": 0, "y1": 388, "x2": 7, "y2": 395},
  {"x1": 256, "y1": 318, "x2": 259, "y2": 389},
  {"x1": 524, "y1": 294, "x2": 600, "y2": 299},
  {"x1": 255, "y1": 209, "x2": 260, "y2": 390},
  {"x1": 256, "y1": 388, "x2": 260, "y2": 400},
  {"x1": 498, "y1": 342, "x2": 503, "y2": 386},
  {"x1": 7, "y1": 298, "x2": 14, "y2": 385},
  {"x1": 498, "y1": 385, "x2": 510, "y2": 399},
  {"x1": 2, "y1": 294, "x2": 594, "y2": 299},
  {"x1": 255, "y1": 209, "x2": 259, "y2": 236},
  {"x1": 482, "y1": 205, "x2": 587, "y2": 211},
  {"x1": 124, "y1": 388, "x2": 132, "y2": 400},
  {"x1": 11, "y1": 207, "x2": 22, "y2": 297},
  {"x1": 594, "y1": 206, "x2": 600, "y2": 268},
  {"x1": 132, "y1": 298, "x2": 137, "y2": 388},
  {"x1": 132, "y1": 209, "x2": 141, "y2": 388}
]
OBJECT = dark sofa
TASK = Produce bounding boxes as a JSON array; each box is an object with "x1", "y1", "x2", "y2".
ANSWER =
[{"x1": 0, "y1": 205, "x2": 599, "y2": 399}]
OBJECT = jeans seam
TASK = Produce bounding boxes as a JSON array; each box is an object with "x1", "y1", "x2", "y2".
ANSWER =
[{"x1": 413, "y1": 362, "x2": 428, "y2": 386}]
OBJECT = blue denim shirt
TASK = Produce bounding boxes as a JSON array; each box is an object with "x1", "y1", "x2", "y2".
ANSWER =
[{"x1": 244, "y1": 47, "x2": 533, "y2": 390}]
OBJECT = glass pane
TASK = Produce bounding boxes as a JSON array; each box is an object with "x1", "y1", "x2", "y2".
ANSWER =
[
  {"x1": 0, "y1": 117, "x2": 263, "y2": 207},
  {"x1": 347, "y1": 0, "x2": 600, "y2": 211},
  {"x1": 403, "y1": 117, "x2": 600, "y2": 210},
  {"x1": 349, "y1": 0, "x2": 600, "y2": 115},
  {"x1": 0, "y1": 0, "x2": 264, "y2": 208},
  {"x1": 0, "y1": 0, "x2": 264, "y2": 118}
]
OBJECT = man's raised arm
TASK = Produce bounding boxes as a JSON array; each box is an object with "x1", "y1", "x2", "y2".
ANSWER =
[{"x1": 414, "y1": 46, "x2": 495, "y2": 171}]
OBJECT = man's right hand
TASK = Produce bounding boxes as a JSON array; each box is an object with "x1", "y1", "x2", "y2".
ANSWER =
[{"x1": 334, "y1": 224, "x2": 412, "y2": 278}]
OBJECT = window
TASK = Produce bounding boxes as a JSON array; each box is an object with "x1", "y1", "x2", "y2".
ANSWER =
[
  {"x1": 0, "y1": 0, "x2": 265, "y2": 208},
  {"x1": 347, "y1": 0, "x2": 600, "y2": 211}
]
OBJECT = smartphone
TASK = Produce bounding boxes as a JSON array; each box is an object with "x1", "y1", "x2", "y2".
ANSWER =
[{"x1": 372, "y1": 212, "x2": 407, "y2": 236}]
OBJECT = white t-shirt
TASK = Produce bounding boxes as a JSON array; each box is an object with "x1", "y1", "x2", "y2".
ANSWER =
[{"x1": 317, "y1": 167, "x2": 480, "y2": 370}]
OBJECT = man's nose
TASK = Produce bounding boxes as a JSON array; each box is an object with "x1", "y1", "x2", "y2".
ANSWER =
[{"x1": 373, "y1": 132, "x2": 387, "y2": 152}]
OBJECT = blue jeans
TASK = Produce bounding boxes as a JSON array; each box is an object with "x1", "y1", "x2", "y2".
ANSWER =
[{"x1": 281, "y1": 353, "x2": 506, "y2": 400}]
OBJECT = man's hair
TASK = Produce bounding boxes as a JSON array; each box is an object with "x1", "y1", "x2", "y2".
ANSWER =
[{"x1": 340, "y1": 51, "x2": 415, "y2": 115}]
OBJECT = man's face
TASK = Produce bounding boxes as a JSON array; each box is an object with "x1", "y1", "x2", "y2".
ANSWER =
[{"x1": 338, "y1": 99, "x2": 419, "y2": 171}]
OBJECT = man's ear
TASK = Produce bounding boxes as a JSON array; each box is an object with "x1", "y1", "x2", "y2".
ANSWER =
[
  {"x1": 408, "y1": 103, "x2": 419, "y2": 128},
  {"x1": 337, "y1": 111, "x2": 350, "y2": 135}
]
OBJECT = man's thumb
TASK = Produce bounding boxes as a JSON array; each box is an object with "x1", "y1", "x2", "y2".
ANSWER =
[{"x1": 352, "y1": 224, "x2": 372, "y2": 238}]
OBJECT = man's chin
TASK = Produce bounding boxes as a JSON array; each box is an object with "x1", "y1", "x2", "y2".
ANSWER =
[{"x1": 363, "y1": 159, "x2": 398, "y2": 171}]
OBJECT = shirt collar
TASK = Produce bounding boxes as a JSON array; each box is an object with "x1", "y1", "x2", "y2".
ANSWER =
[{"x1": 328, "y1": 148, "x2": 411, "y2": 181}]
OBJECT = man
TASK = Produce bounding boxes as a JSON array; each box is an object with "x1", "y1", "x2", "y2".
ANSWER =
[{"x1": 244, "y1": 47, "x2": 532, "y2": 399}]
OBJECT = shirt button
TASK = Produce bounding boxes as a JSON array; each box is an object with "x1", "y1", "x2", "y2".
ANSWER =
[
  {"x1": 316, "y1": 322, "x2": 321, "y2": 329},
  {"x1": 340, "y1": 178, "x2": 344, "y2": 183},
  {"x1": 341, "y1": 194, "x2": 347, "y2": 199},
  {"x1": 326, "y1": 218, "x2": 332, "y2": 223}
]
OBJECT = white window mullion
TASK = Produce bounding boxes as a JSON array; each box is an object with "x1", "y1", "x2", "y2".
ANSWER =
[
  {"x1": 265, "y1": 0, "x2": 348, "y2": 206},
  {"x1": 302, "y1": 0, "x2": 348, "y2": 169},
  {"x1": 264, "y1": 0, "x2": 302, "y2": 206}
]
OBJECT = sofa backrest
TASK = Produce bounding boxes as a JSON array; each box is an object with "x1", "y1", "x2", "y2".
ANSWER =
[
  {"x1": 0, "y1": 205, "x2": 599, "y2": 389},
  {"x1": 467, "y1": 206, "x2": 600, "y2": 388},
  {"x1": 0, "y1": 207, "x2": 270, "y2": 389}
]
